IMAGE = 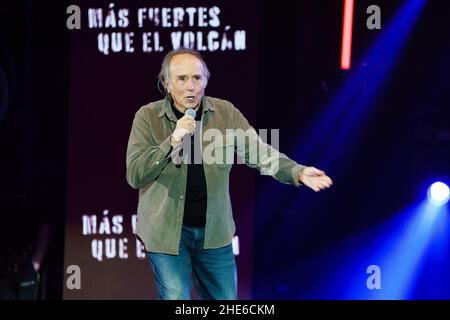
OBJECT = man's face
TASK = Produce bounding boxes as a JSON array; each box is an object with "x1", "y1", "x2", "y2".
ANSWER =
[{"x1": 167, "y1": 53, "x2": 207, "y2": 112}]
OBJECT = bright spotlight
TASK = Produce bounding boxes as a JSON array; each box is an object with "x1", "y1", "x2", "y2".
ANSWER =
[{"x1": 428, "y1": 182, "x2": 450, "y2": 205}]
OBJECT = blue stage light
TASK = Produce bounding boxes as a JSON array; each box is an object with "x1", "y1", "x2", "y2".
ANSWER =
[{"x1": 428, "y1": 182, "x2": 449, "y2": 205}]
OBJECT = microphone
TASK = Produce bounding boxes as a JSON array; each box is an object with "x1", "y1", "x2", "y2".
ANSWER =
[
  {"x1": 185, "y1": 108, "x2": 196, "y2": 119},
  {"x1": 183, "y1": 108, "x2": 197, "y2": 138},
  {"x1": 170, "y1": 108, "x2": 197, "y2": 165}
]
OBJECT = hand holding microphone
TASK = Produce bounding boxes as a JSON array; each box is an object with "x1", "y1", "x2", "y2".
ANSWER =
[{"x1": 170, "y1": 108, "x2": 197, "y2": 148}]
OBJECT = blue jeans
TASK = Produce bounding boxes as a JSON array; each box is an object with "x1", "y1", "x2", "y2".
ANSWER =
[{"x1": 148, "y1": 226, "x2": 237, "y2": 300}]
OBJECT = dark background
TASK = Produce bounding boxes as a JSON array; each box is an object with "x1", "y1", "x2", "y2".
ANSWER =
[
  {"x1": 63, "y1": 0, "x2": 259, "y2": 299},
  {"x1": 0, "y1": 0, "x2": 449, "y2": 299}
]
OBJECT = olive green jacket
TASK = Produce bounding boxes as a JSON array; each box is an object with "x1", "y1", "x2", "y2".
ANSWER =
[{"x1": 126, "y1": 95, "x2": 305, "y2": 254}]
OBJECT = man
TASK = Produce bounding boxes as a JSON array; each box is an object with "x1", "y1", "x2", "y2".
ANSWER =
[{"x1": 126, "y1": 48, "x2": 332, "y2": 300}]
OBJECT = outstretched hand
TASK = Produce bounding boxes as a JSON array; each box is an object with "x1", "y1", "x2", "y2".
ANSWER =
[{"x1": 298, "y1": 166, "x2": 333, "y2": 192}]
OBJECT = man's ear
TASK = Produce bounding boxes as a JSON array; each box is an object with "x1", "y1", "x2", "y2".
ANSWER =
[{"x1": 166, "y1": 81, "x2": 171, "y2": 93}]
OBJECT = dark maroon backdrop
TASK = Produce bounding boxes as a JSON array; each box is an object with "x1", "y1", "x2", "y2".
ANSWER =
[{"x1": 64, "y1": 0, "x2": 258, "y2": 299}]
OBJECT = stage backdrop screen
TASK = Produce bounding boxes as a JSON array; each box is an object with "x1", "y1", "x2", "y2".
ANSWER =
[{"x1": 63, "y1": 0, "x2": 258, "y2": 299}]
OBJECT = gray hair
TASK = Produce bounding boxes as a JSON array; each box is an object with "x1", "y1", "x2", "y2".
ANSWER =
[{"x1": 158, "y1": 48, "x2": 211, "y2": 93}]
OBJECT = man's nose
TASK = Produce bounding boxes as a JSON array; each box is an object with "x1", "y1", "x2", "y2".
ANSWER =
[{"x1": 186, "y1": 78, "x2": 195, "y2": 90}]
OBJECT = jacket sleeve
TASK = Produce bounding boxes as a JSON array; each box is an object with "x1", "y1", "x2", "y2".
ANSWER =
[
  {"x1": 126, "y1": 108, "x2": 173, "y2": 189},
  {"x1": 231, "y1": 105, "x2": 306, "y2": 187}
]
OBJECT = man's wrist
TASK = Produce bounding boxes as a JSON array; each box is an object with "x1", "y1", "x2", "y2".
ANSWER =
[
  {"x1": 170, "y1": 136, "x2": 180, "y2": 148},
  {"x1": 171, "y1": 128, "x2": 189, "y2": 147},
  {"x1": 292, "y1": 164, "x2": 306, "y2": 187},
  {"x1": 170, "y1": 134, "x2": 181, "y2": 143}
]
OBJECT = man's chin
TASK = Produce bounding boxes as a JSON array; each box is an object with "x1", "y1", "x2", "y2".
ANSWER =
[{"x1": 185, "y1": 102, "x2": 200, "y2": 109}]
